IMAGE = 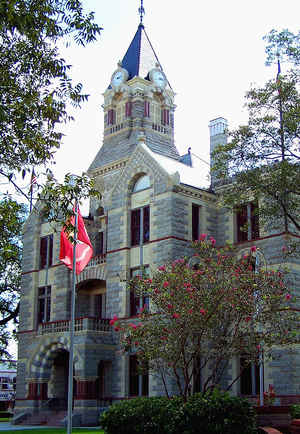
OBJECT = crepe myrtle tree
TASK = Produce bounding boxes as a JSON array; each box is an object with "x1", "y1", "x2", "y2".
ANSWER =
[{"x1": 111, "y1": 235, "x2": 299, "y2": 402}]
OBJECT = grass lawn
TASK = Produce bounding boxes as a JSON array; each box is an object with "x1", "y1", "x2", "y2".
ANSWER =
[{"x1": 0, "y1": 430, "x2": 104, "y2": 434}]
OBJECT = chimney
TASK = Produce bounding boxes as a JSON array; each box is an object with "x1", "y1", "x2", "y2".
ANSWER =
[{"x1": 209, "y1": 117, "x2": 228, "y2": 188}]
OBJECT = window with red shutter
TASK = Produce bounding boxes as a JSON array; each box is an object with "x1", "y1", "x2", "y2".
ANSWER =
[
  {"x1": 130, "y1": 266, "x2": 150, "y2": 316},
  {"x1": 131, "y1": 209, "x2": 140, "y2": 246},
  {"x1": 125, "y1": 101, "x2": 132, "y2": 117},
  {"x1": 143, "y1": 206, "x2": 150, "y2": 243},
  {"x1": 236, "y1": 202, "x2": 259, "y2": 242},
  {"x1": 192, "y1": 204, "x2": 200, "y2": 241},
  {"x1": 144, "y1": 101, "x2": 150, "y2": 117},
  {"x1": 129, "y1": 355, "x2": 148, "y2": 397},
  {"x1": 251, "y1": 202, "x2": 259, "y2": 240},
  {"x1": 38, "y1": 286, "x2": 51, "y2": 324},
  {"x1": 107, "y1": 109, "x2": 115, "y2": 125},
  {"x1": 131, "y1": 206, "x2": 150, "y2": 246},
  {"x1": 237, "y1": 205, "x2": 248, "y2": 242},
  {"x1": 39, "y1": 235, "x2": 53, "y2": 269}
]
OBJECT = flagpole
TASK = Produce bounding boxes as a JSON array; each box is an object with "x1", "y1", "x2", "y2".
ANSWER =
[{"x1": 67, "y1": 199, "x2": 78, "y2": 434}]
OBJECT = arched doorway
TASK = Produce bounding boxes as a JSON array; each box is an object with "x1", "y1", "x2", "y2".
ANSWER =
[
  {"x1": 48, "y1": 349, "x2": 75, "y2": 410},
  {"x1": 95, "y1": 361, "x2": 112, "y2": 406}
]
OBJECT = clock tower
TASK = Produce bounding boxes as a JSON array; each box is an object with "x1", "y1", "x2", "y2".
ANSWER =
[{"x1": 89, "y1": 20, "x2": 180, "y2": 173}]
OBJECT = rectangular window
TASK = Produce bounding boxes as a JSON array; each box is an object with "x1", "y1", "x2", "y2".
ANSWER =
[
  {"x1": 144, "y1": 101, "x2": 150, "y2": 117},
  {"x1": 125, "y1": 101, "x2": 132, "y2": 117},
  {"x1": 129, "y1": 355, "x2": 149, "y2": 397},
  {"x1": 192, "y1": 204, "x2": 200, "y2": 241},
  {"x1": 40, "y1": 235, "x2": 53, "y2": 269},
  {"x1": 107, "y1": 109, "x2": 115, "y2": 125},
  {"x1": 130, "y1": 267, "x2": 150, "y2": 317},
  {"x1": 38, "y1": 286, "x2": 51, "y2": 324},
  {"x1": 131, "y1": 206, "x2": 150, "y2": 246},
  {"x1": 240, "y1": 356, "x2": 261, "y2": 395},
  {"x1": 94, "y1": 294, "x2": 104, "y2": 318},
  {"x1": 161, "y1": 109, "x2": 170, "y2": 126},
  {"x1": 95, "y1": 232, "x2": 104, "y2": 256},
  {"x1": 236, "y1": 202, "x2": 259, "y2": 242}
]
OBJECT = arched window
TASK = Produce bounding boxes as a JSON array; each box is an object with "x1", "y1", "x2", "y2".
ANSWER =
[{"x1": 132, "y1": 175, "x2": 150, "y2": 193}]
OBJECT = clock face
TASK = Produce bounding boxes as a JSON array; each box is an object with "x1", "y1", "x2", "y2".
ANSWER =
[
  {"x1": 111, "y1": 70, "x2": 126, "y2": 87},
  {"x1": 151, "y1": 70, "x2": 166, "y2": 88}
]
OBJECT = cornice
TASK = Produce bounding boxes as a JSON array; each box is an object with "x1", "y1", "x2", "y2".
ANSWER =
[
  {"x1": 88, "y1": 159, "x2": 127, "y2": 178},
  {"x1": 174, "y1": 184, "x2": 216, "y2": 202}
]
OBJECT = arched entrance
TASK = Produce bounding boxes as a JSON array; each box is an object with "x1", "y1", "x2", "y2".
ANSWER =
[
  {"x1": 48, "y1": 349, "x2": 69, "y2": 409},
  {"x1": 95, "y1": 361, "x2": 112, "y2": 406}
]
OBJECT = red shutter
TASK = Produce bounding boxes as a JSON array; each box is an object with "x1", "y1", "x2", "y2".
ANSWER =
[
  {"x1": 251, "y1": 202, "x2": 259, "y2": 240},
  {"x1": 192, "y1": 204, "x2": 200, "y2": 241},
  {"x1": 144, "y1": 101, "x2": 150, "y2": 117},
  {"x1": 143, "y1": 206, "x2": 150, "y2": 243},
  {"x1": 108, "y1": 109, "x2": 115, "y2": 125},
  {"x1": 125, "y1": 101, "x2": 132, "y2": 117},
  {"x1": 237, "y1": 205, "x2": 248, "y2": 242},
  {"x1": 131, "y1": 210, "x2": 141, "y2": 246}
]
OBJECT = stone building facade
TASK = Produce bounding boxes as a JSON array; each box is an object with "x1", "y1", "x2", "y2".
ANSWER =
[{"x1": 14, "y1": 20, "x2": 300, "y2": 426}]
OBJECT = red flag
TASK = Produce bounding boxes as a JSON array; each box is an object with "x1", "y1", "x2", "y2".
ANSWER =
[{"x1": 59, "y1": 206, "x2": 93, "y2": 275}]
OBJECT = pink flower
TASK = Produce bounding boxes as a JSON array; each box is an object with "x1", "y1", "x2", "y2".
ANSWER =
[
  {"x1": 199, "y1": 233, "x2": 207, "y2": 241},
  {"x1": 173, "y1": 313, "x2": 180, "y2": 319},
  {"x1": 245, "y1": 316, "x2": 251, "y2": 322},
  {"x1": 200, "y1": 308, "x2": 206, "y2": 316},
  {"x1": 250, "y1": 246, "x2": 257, "y2": 252},
  {"x1": 210, "y1": 237, "x2": 216, "y2": 246},
  {"x1": 282, "y1": 246, "x2": 287, "y2": 252},
  {"x1": 154, "y1": 288, "x2": 160, "y2": 294},
  {"x1": 167, "y1": 303, "x2": 173, "y2": 310},
  {"x1": 114, "y1": 326, "x2": 120, "y2": 332},
  {"x1": 286, "y1": 294, "x2": 292, "y2": 301},
  {"x1": 129, "y1": 323, "x2": 137, "y2": 329},
  {"x1": 188, "y1": 309, "x2": 193, "y2": 314},
  {"x1": 109, "y1": 315, "x2": 118, "y2": 326},
  {"x1": 163, "y1": 281, "x2": 169, "y2": 288},
  {"x1": 134, "y1": 342, "x2": 139, "y2": 346},
  {"x1": 158, "y1": 265, "x2": 166, "y2": 271},
  {"x1": 170, "y1": 292, "x2": 174, "y2": 297},
  {"x1": 147, "y1": 278, "x2": 152, "y2": 284}
]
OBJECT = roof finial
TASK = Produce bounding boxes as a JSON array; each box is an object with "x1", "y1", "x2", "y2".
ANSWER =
[{"x1": 138, "y1": 0, "x2": 145, "y2": 25}]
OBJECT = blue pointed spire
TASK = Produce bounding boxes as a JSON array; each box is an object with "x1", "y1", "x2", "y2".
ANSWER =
[{"x1": 121, "y1": 24, "x2": 162, "y2": 81}]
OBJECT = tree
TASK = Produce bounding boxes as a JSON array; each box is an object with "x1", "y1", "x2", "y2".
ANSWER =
[
  {"x1": 212, "y1": 29, "x2": 300, "y2": 233},
  {"x1": 0, "y1": 0, "x2": 102, "y2": 356},
  {"x1": 0, "y1": 199, "x2": 25, "y2": 357},
  {"x1": 0, "y1": 0, "x2": 102, "y2": 200},
  {"x1": 112, "y1": 236, "x2": 299, "y2": 402}
]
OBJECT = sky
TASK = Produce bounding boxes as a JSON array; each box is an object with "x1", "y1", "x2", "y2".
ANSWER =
[
  {"x1": 52, "y1": 0, "x2": 300, "y2": 183},
  {"x1": 7, "y1": 0, "x2": 300, "y2": 358}
]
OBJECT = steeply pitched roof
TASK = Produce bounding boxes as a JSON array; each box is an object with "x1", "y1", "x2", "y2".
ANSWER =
[
  {"x1": 140, "y1": 143, "x2": 211, "y2": 190},
  {"x1": 121, "y1": 23, "x2": 162, "y2": 81}
]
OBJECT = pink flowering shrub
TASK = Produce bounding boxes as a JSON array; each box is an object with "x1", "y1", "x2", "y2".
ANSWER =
[{"x1": 113, "y1": 238, "x2": 299, "y2": 401}]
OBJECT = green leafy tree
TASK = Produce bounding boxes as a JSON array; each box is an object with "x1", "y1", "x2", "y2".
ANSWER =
[
  {"x1": 212, "y1": 29, "x2": 300, "y2": 233},
  {"x1": 0, "y1": 199, "x2": 25, "y2": 357},
  {"x1": 112, "y1": 237, "x2": 299, "y2": 401},
  {"x1": 0, "y1": 0, "x2": 102, "y2": 201},
  {"x1": 0, "y1": 0, "x2": 102, "y2": 355}
]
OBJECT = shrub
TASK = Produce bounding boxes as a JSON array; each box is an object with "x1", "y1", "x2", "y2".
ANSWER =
[
  {"x1": 182, "y1": 389, "x2": 257, "y2": 434},
  {"x1": 290, "y1": 404, "x2": 300, "y2": 419},
  {"x1": 100, "y1": 391, "x2": 257, "y2": 434},
  {"x1": 100, "y1": 396, "x2": 183, "y2": 434}
]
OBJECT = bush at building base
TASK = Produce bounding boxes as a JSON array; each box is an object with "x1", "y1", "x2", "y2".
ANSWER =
[{"x1": 100, "y1": 390, "x2": 257, "y2": 434}]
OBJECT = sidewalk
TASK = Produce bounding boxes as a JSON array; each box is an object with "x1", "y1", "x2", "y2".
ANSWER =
[{"x1": 0, "y1": 423, "x2": 43, "y2": 430}]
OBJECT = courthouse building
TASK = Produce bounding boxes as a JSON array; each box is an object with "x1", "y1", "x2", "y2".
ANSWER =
[{"x1": 14, "y1": 12, "x2": 300, "y2": 427}]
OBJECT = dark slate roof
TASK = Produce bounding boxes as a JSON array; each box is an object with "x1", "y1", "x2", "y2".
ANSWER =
[
  {"x1": 121, "y1": 24, "x2": 162, "y2": 81},
  {"x1": 180, "y1": 148, "x2": 192, "y2": 167}
]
